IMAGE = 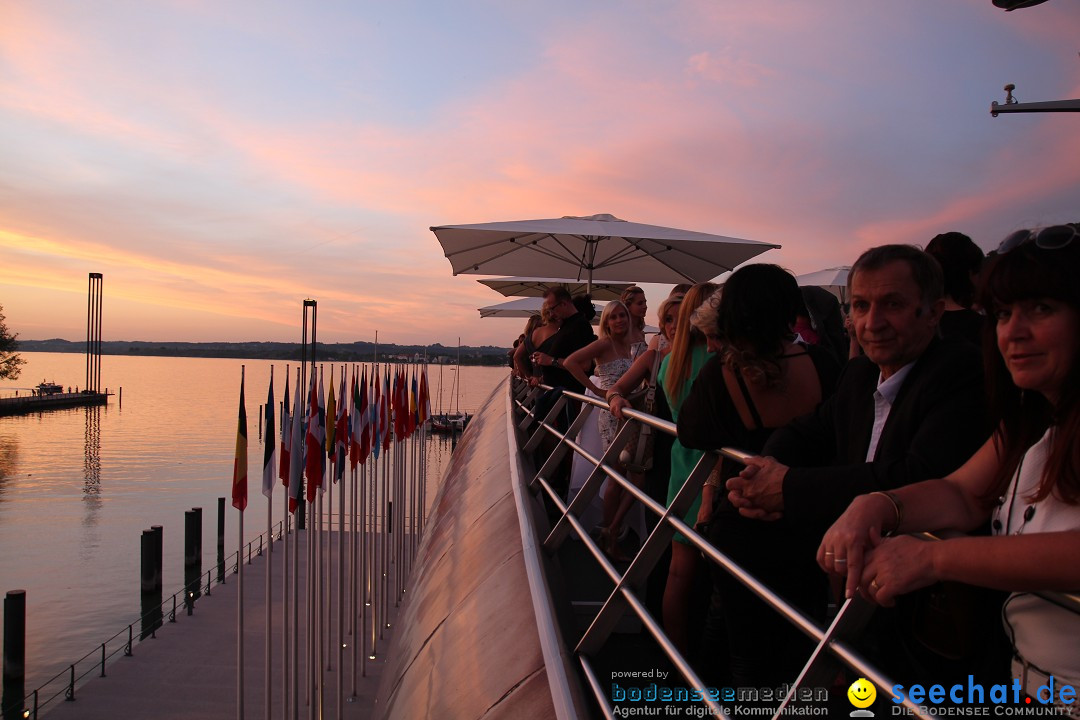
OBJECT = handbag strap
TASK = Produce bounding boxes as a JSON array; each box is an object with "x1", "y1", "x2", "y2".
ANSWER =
[{"x1": 643, "y1": 349, "x2": 662, "y2": 412}]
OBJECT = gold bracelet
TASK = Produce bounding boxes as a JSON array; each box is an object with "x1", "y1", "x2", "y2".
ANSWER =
[
  {"x1": 870, "y1": 491, "x2": 904, "y2": 536},
  {"x1": 606, "y1": 390, "x2": 624, "y2": 402}
]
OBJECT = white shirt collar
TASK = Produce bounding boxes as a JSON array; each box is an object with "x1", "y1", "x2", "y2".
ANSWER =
[{"x1": 876, "y1": 361, "x2": 916, "y2": 405}]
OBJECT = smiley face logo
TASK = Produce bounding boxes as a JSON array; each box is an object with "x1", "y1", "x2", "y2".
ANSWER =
[{"x1": 847, "y1": 677, "x2": 877, "y2": 709}]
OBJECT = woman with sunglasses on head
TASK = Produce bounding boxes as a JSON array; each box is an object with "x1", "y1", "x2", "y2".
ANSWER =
[{"x1": 819, "y1": 223, "x2": 1080, "y2": 706}]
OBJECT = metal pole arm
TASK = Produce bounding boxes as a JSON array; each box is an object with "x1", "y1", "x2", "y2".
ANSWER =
[{"x1": 991, "y1": 98, "x2": 1080, "y2": 116}]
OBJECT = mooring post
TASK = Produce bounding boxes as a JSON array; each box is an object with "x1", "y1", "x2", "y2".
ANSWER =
[
  {"x1": 2, "y1": 590, "x2": 26, "y2": 720},
  {"x1": 216, "y1": 498, "x2": 225, "y2": 551},
  {"x1": 216, "y1": 498, "x2": 226, "y2": 583},
  {"x1": 184, "y1": 512, "x2": 198, "y2": 567},
  {"x1": 150, "y1": 525, "x2": 163, "y2": 592},
  {"x1": 192, "y1": 508, "x2": 202, "y2": 559},
  {"x1": 141, "y1": 531, "x2": 155, "y2": 594},
  {"x1": 184, "y1": 510, "x2": 201, "y2": 607}
]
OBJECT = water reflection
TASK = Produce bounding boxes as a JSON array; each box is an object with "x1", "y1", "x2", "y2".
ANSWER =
[
  {"x1": 0, "y1": 432, "x2": 17, "y2": 497},
  {"x1": 83, "y1": 406, "x2": 102, "y2": 525}
]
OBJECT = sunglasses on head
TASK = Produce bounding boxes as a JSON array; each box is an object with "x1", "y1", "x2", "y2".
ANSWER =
[{"x1": 997, "y1": 224, "x2": 1079, "y2": 255}]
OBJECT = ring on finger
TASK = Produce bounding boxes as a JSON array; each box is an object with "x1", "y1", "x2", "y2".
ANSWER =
[
  {"x1": 824, "y1": 551, "x2": 835, "y2": 557},
  {"x1": 834, "y1": 558, "x2": 847, "y2": 565},
  {"x1": 870, "y1": 579, "x2": 880, "y2": 590}
]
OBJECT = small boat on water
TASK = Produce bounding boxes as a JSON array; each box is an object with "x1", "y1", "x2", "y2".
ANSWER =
[
  {"x1": 428, "y1": 411, "x2": 470, "y2": 433},
  {"x1": 36, "y1": 381, "x2": 65, "y2": 396},
  {"x1": 427, "y1": 336, "x2": 469, "y2": 433}
]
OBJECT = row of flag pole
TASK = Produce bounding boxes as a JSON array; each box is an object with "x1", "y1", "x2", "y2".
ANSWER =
[{"x1": 230, "y1": 359, "x2": 434, "y2": 720}]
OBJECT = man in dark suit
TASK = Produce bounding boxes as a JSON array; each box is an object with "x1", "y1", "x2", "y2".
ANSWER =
[
  {"x1": 723, "y1": 244, "x2": 992, "y2": 688},
  {"x1": 527, "y1": 286, "x2": 597, "y2": 497},
  {"x1": 530, "y1": 285, "x2": 596, "y2": 394},
  {"x1": 728, "y1": 244, "x2": 987, "y2": 534}
]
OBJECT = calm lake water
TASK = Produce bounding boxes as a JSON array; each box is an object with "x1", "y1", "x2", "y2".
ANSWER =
[{"x1": 0, "y1": 352, "x2": 506, "y2": 693}]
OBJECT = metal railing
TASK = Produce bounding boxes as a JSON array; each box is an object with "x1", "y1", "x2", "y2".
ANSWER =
[
  {"x1": 10, "y1": 520, "x2": 289, "y2": 720},
  {"x1": 511, "y1": 378, "x2": 926, "y2": 719}
]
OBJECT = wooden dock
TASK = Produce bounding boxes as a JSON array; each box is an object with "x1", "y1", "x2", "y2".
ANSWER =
[
  {"x1": 42, "y1": 529, "x2": 403, "y2": 720},
  {"x1": 0, "y1": 391, "x2": 109, "y2": 417}
]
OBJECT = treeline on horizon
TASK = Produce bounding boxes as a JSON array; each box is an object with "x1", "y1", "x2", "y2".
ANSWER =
[{"x1": 18, "y1": 338, "x2": 511, "y2": 366}]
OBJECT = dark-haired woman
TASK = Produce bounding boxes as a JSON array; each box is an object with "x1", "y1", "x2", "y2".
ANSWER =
[
  {"x1": 821, "y1": 224, "x2": 1080, "y2": 705},
  {"x1": 677, "y1": 264, "x2": 839, "y2": 685}
]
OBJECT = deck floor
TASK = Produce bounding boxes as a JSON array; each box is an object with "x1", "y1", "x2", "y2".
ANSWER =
[{"x1": 43, "y1": 529, "x2": 412, "y2": 720}]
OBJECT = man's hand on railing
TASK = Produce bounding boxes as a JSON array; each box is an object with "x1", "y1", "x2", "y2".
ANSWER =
[{"x1": 727, "y1": 456, "x2": 785, "y2": 521}]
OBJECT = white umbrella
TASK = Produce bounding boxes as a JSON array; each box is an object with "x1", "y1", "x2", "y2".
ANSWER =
[
  {"x1": 796, "y1": 266, "x2": 851, "y2": 304},
  {"x1": 477, "y1": 298, "x2": 659, "y2": 333},
  {"x1": 477, "y1": 276, "x2": 634, "y2": 301},
  {"x1": 478, "y1": 296, "x2": 601, "y2": 319},
  {"x1": 432, "y1": 213, "x2": 778, "y2": 288}
]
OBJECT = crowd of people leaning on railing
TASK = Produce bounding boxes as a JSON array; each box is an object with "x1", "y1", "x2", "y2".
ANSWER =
[{"x1": 507, "y1": 223, "x2": 1080, "y2": 712}]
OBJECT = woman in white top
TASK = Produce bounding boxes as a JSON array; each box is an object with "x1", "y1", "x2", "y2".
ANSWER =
[{"x1": 820, "y1": 223, "x2": 1080, "y2": 705}]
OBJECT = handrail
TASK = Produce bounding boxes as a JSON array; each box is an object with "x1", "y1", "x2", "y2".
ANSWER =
[
  {"x1": 11, "y1": 520, "x2": 289, "y2": 720},
  {"x1": 511, "y1": 377, "x2": 928, "y2": 719}
]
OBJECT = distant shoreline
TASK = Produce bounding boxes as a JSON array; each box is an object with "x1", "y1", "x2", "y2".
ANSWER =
[{"x1": 17, "y1": 338, "x2": 511, "y2": 366}]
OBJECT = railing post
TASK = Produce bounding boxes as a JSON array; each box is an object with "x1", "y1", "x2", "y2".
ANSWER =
[
  {"x1": 100, "y1": 644, "x2": 106, "y2": 677},
  {"x1": 64, "y1": 665, "x2": 75, "y2": 701}
]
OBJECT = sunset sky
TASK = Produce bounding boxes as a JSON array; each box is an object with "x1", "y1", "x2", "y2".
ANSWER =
[{"x1": 1, "y1": 1, "x2": 1077, "y2": 347}]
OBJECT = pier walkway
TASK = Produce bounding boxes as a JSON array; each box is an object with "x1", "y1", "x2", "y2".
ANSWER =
[
  {"x1": 44, "y1": 529, "x2": 406, "y2": 720},
  {"x1": 0, "y1": 391, "x2": 109, "y2": 416}
]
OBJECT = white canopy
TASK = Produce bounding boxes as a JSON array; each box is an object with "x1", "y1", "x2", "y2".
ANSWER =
[
  {"x1": 477, "y1": 276, "x2": 634, "y2": 301},
  {"x1": 796, "y1": 266, "x2": 851, "y2": 303},
  {"x1": 433, "y1": 213, "x2": 778, "y2": 287}
]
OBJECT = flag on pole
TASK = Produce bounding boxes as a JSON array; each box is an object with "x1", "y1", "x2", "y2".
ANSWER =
[
  {"x1": 396, "y1": 369, "x2": 407, "y2": 441},
  {"x1": 335, "y1": 370, "x2": 347, "y2": 482},
  {"x1": 348, "y1": 372, "x2": 359, "y2": 469},
  {"x1": 419, "y1": 367, "x2": 431, "y2": 425},
  {"x1": 279, "y1": 369, "x2": 290, "y2": 485},
  {"x1": 371, "y1": 368, "x2": 382, "y2": 460},
  {"x1": 381, "y1": 368, "x2": 392, "y2": 452},
  {"x1": 359, "y1": 368, "x2": 371, "y2": 464},
  {"x1": 409, "y1": 369, "x2": 418, "y2": 437},
  {"x1": 262, "y1": 373, "x2": 276, "y2": 498},
  {"x1": 317, "y1": 370, "x2": 326, "y2": 494},
  {"x1": 326, "y1": 367, "x2": 337, "y2": 458},
  {"x1": 288, "y1": 370, "x2": 304, "y2": 512},
  {"x1": 232, "y1": 368, "x2": 248, "y2": 511},
  {"x1": 305, "y1": 370, "x2": 325, "y2": 501}
]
